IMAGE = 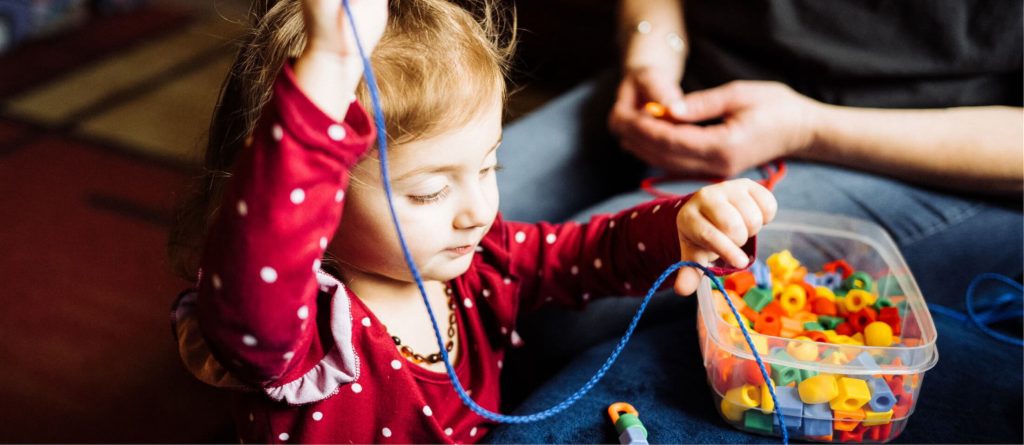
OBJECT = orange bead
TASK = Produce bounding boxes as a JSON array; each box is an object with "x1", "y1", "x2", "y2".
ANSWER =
[
  {"x1": 644, "y1": 101, "x2": 667, "y2": 118},
  {"x1": 725, "y1": 271, "x2": 757, "y2": 295},
  {"x1": 810, "y1": 297, "x2": 838, "y2": 316}
]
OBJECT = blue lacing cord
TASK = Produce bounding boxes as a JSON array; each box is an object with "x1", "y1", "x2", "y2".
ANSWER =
[
  {"x1": 928, "y1": 273, "x2": 1023, "y2": 347},
  {"x1": 341, "y1": 1, "x2": 787, "y2": 441}
]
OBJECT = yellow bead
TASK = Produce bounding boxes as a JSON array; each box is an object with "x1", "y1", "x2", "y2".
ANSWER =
[
  {"x1": 725, "y1": 384, "x2": 761, "y2": 408},
  {"x1": 798, "y1": 374, "x2": 839, "y2": 404},
  {"x1": 740, "y1": 333, "x2": 770, "y2": 355},
  {"x1": 831, "y1": 377, "x2": 871, "y2": 411},
  {"x1": 864, "y1": 321, "x2": 894, "y2": 346},
  {"x1": 863, "y1": 409, "x2": 894, "y2": 426},
  {"x1": 767, "y1": 250, "x2": 800, "y2": 282},
  {"x1": 720, "y1": 398, "x2": 746, "y2": 421},
  {"x1": 843, "y1": 289, "x2": 875, "y2": 312},
  {"x1": 823, "y1": 350, "x2": 848, "y2": 365},
  {"x1": 760, "y1": 381, "x2": 776, "y2": 413},
  {"x1": 779, "y1": 284, "x2": 807, "y2": 315},
  {"x1": 815, "y1": 286, "x2": 836, "y2": 301},
  {"x1": 786, "y1": 336, "x2": 820, "y2": 361}
]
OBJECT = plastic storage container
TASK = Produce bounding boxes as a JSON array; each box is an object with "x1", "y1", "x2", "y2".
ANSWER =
[{"x1": 696, "y1": 210, "x2": 938, "y2": 443}]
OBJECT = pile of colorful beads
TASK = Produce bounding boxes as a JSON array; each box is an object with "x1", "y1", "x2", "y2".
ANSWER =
[{"x1": 696, "y1": 249, "x2": 933, "y2": 443}]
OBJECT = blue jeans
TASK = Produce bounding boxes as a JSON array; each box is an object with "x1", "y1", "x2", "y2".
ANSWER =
[{"x1": 492, "y1": 74, "x2": 1023, "y2": 442}]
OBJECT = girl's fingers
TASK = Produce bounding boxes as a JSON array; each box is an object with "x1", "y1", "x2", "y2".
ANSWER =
[
  {"x1": 699, "y1": 196, "x2": 750, "y2": 250},
  {"x1": 729, "y1": 190, "x2": 765, "y2": 239},
  {"x1": 675, "y1": 244, "x2": 712, "y2": 296},
  {"x1": 681, "y1": 208, "x2": 749, "y2": 269},
  {"x1": 748, "y1": 181, "x2": 778, "y2": 224}
]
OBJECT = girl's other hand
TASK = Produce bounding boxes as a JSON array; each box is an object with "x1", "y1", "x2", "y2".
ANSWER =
[{"x1": 673, "y1": 179, "x2": 777, "y2": 296}]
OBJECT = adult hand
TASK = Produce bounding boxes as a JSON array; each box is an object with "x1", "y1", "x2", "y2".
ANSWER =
[
  {"x1": 608, "y1": 66, "x2": 688, "y2": 154},
  {"x1": 613, "y1": 80, "x2": 821, "y2": 178},
  {"x1": 673, "y1": 178, "x2": 777, "y2": 296}
]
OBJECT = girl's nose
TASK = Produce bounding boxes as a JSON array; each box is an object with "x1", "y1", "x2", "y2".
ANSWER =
[{"x1": 453, "y1": 186, "x2": 491, "y2": 230}]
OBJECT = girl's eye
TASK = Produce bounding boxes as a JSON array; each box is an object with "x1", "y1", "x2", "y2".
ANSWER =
[
  {"x1": 481, "y1": 163, "x2": 504, "y2": 176},
  {"x1": 409, "y1": 186, "x2": 450, "y2": 204}
]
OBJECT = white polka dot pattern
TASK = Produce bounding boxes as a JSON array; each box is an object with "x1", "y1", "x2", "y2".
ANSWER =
[
  {"x1": 637, "y1": 242, "x2": 646, "y2": 252},
  {"x1": 211, "y1": 274, "x2": 222, "y2": 290},
  {"x1": 312, "y1": 411, "x2": 323, "y2": 421},
  {"x1": 593, "y1": 258, "x2": 602, "y2": 269},
  {"x1": 470, "y1": 427, "x2": 478, "y2": 437},
  {"x1": 391, "y1": 360, "x2": 402, "y2": 370},
  {"x1": 319, "y1": 237, "x2": 328, "y2": 249},
  {"x1": 242, "y1": 335, "x2": 258, "y2": 346},
  {"x1": 297, "y1": 305, "x2": 309, "y2": 320},
  {"x1": 335, "y1": 189, "x2": 344, "y2": 202},
  {"x1": 514, "y1": 231, "x2": 526, "y2": 243},
  {"x1": 351, "y1": 383, "x2": 363, "y2": 393},
  {"x1": 422, "y1": 405, "x2": 433, "y2": 416},
  {"x1": 272, "y1": 124, "x2": 283, "y2": 141},
  {"x1": 328, "y1": 124, "x2": 347, "y2": 141},
  {"x1": 382, "y1": 428, "x2": 392, "y2": 438},
  {"x1": 290, "y1": 188, "x2": 305, "y2": 204},
  {"x1": 278, "y1": 432, "x2": 289, "y2": 441},
  {"x1": 237, "y1": 200, "x2": 248, "y2": 216},
  {"x1": 545, "y1": 233, "x2": 557, "y2": 244},
  {"x1": 464, "y1": 297, "x2": 473, "y2": 308},
  {"x1": 361, "y1": 317, "x2": 371, "y2": 327},
  {"x1": 260, "y1": 267, "x2": 278, "y2": 283},
  {"x1": 444, "y1": 428, "x2": 453, "y2": 436}
]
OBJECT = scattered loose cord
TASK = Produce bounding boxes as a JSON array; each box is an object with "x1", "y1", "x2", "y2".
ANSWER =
[
  {"x1": 341, "y1": 1, "x2": 787, "y2": 442},
  {"x1": 929, "y1": 273, "x2": 1023, "y2": 347}
]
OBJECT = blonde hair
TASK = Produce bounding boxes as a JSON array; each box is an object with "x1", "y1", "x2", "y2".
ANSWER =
[{"x1": 169, "y1": 0, "x2": 516, "y2": 279}]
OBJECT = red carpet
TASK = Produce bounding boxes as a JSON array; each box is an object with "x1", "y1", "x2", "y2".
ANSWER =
[{"x1": 0, "y1": 7, "x2": 233, "y2": 443}]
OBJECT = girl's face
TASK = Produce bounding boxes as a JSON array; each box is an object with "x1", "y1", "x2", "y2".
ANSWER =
[{"x1": 330, "y1": 99, "x2": 502, "y2": 285}]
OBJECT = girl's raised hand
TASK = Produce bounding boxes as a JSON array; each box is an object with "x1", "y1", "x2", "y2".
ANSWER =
[
  {"x1": 295, "y1": 0, "x2": 388, "y2": 120},
  {"x1": 673, "y1": 179, "x2": 777, "y2": 296},
  {"x1": 302, "y1": 0, "x2": 388, "y2": 58}
]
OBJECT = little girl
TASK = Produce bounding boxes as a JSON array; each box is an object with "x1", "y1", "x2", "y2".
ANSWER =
[{"x1": 169, "y1": 0, "x2": 777, "y2": 442}]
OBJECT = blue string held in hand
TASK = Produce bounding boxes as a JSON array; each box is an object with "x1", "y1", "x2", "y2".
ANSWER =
[{"x1": 339, "y1": 0, "x2": 788, "y2": 443}]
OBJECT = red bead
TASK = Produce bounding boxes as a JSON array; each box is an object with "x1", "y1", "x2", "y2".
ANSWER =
[
  {"x1": 823, "y1": 259, "x2": 854, "y2": 278},
  {"x1": 761, "y1": 301, "x2": 785, "y2": 318},
  {"x1": 879, "y1": 306, "x2": 902, "y2": 335},
  {"x1": 739, "y1": 358, "x2": 772, "y2": 386},
  {"x1": 848, "y1": 307, "x2": 878, "y2": 333},
  {"x1": 835, "y1": 322, "x2": 854, "y2": 336},
  {"x1": 839, "y1": 425, "x2": 867, "y2": 442}
]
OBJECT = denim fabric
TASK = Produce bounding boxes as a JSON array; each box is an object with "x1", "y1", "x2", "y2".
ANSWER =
[
  {"x1": 486, "y1": 296, "x2": 1023, "y2": 443},
  {"x1": 493, "y1": 73, "x2": 1023, "y2": 443}
]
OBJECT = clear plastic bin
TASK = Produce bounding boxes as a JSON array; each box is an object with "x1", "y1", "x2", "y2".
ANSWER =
[{"x1": 697, "y1": 210, "x2": 938, "y2": 443}]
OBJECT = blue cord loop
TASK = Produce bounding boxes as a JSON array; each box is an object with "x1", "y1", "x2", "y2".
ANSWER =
[
  {"x1": 929, "y1": 273, "x2": 1023, "y2": 347},
  {"x1": 340, "y1": 1, "x2": 787, "y2": 442}
]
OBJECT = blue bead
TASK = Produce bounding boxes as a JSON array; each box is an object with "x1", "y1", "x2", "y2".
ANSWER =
[
  {"x1": 867, "y1": 377, "x2": 896, "y2": 412},
  {"x1": 802, "y1": 403, "x2": 833, "y2": 437},
  {"x1": 851, "y1": 351, "x2": 880, "y2": 371},
  {"x1": 752, "y1": 259, "x2": 772, "y2": 289}
]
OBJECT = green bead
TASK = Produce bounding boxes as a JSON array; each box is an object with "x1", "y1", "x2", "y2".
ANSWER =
[
  {"x1": 817, "y1": 315, "x2": 844, "y2": 330},
  {"x1": 743, "y1": 287, "x2": 774, "y2": 312},
  {"x1": 769, "y1": 349, "x2": 801, "y2": 386},
  {"x1": 799, "y1": 368, "x2": 818, "y2": 382},
  {"x1": 615, "y1": 413, "x2": 647, "y2": 436},
  {"x1": 873, "y1": 295, "x2": 894, "y2": 310},
  {"x1": 744, "y1": 410, "x2": 775, "y2": 434},
  {"x1": 803, "y1": 321, "x2": 824, "y2": 331},
  {"x1": 844, "y1": 271, "x2": 873, "y2": 291}
]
